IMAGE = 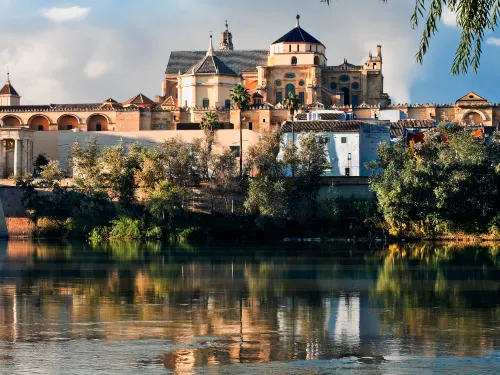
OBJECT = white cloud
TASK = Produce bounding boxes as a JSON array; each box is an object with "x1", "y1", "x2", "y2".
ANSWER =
[
  {"x1": 42, "y1": 6, "x2": 91, "y2": 23},
  {"x1": 442, "y1": 8, "x2": 457, "y2": 27},
  {"x1": 84, "y1": 59, "x2": 113, "y2": 78},
  {"x1": 486, "y1": 37, "x2": 500, "y2": 46}
]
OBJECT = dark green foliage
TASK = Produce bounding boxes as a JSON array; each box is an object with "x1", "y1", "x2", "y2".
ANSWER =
[{"x1": 370, "y1": 127, "x2": 500, "y2": 236}]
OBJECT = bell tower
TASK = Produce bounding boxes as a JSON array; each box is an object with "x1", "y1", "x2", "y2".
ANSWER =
[{"x1": 219, "y1": 21, "x2": 234, "y2": 51}]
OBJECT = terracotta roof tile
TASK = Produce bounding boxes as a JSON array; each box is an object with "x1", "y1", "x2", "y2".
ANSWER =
[
  {"x1": 123, "y1": 93, "x2": 156, "y2": 106},
  {"x1": 0, "y1": 82, "x2": 19, "y2": 96},
  {"x1": 393, "y1": 119, "x2": 436, "y2": 128}
]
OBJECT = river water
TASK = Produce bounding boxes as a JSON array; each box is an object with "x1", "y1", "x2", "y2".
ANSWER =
[{"x1": 0, "y1": 240, "x2": 499, "y2": 374}]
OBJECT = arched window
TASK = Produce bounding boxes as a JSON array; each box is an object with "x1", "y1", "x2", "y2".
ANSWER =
[
  {"x1": 314, "y1": 56, "x2": 320, "y2": 65},
  {"x1": 291, "y1": 56, "x2": 297, "y2": 65},
  {"x1": 285, "y1": 84, "x2": 296, "y2": 97},
  {"x1": 341, "y1": 87, "x2": 350, "y2": 106}
]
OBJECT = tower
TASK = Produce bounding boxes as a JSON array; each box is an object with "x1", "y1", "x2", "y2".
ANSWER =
[
  {"x1": 219, "y1": 21, "x2": 234, "y2": 51},
  {"x1": 0, "y1": 73, "x2": 21, "y2": 106}
]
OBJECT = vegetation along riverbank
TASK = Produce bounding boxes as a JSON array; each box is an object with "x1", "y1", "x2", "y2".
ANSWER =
[{"x1": 14, "y1": 117, "x2": 500, "y2": 243}]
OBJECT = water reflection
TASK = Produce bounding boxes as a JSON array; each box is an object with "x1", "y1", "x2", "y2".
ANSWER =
[{"x1": 0, "y1": 240, "x2": 499, "y2": 373}]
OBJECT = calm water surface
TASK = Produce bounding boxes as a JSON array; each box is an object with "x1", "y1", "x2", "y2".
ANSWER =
[{"x1": 0, "y1": 240, "x2": 499, "y2": 374}]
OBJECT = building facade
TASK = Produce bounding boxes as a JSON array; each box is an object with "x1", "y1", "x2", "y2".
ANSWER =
[{"x1": 0, "y1": 15, "x2": 496, "y2": 176}]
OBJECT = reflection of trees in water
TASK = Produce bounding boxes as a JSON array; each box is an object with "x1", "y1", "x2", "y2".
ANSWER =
[
  {"x1": 372, "y1": 242, "x2": 500, "y2": 356},
  {"x1": 1, "y1": 241, "x2": 499, "y2": 365}
]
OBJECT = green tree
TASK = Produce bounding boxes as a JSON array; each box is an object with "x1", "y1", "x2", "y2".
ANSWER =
[
  {"x1": 283, "y1": 92, "x2": 301, "y2": 120},
  {"x1": 200, "y1": 111, "x2": 220, "y2": 155},
  {"x1": 323, "y1": 0, "x2": 499, "y2": 74},
  {"x1": 285, "y1": 133, "x2": 330, "y2": 221},
  {"x1": 100, "y1": 142, "x2": 142, "y2": 208},
  {"x1": 39, "y1": 160, "x2": 65, "y2": 188},
  {"x1": 229, "y1": 84, "x2": 251, "y2": 176},
  {"x1": 369, "y1": 126, "x2": 500, "y2": 236}
]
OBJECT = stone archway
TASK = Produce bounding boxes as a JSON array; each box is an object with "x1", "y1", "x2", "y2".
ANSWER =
[
  {"x1": 2, "y1": 115, "x2": 22, "y2": 127},
  {"x1": 57, "y1": 114, "x2": 80, "y2": 130},
  {"x1": 28, "y1": 115, "x2": 51, "y2": 131},
  {"x1": 87, "y1": 114, "x2": 109, "y2": 131},
  {"x1": 461, "y1": 110, "x2": 486, "y2": 125}
]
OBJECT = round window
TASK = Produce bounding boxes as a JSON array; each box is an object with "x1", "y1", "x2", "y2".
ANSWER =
[
  {"x1": 352, "y1": 82, "x2": 359, "y2": 90},
  {"x1": 299, "y1": 80, "x2": 305, "y2": 87},
  {"x1": 285, "y1": 73, "x2": 296, "y2": 79},
  {"x1": 339, "y1": 75, "x2": 350, "y2": 82},
  {"x1": 275, "y1": 80, "x2": 282, "y2": 87}
]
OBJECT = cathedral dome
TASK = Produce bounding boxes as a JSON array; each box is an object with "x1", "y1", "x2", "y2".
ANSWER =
[{"x1": 272, "y1": 15, "x2": 323, "y2": 45}]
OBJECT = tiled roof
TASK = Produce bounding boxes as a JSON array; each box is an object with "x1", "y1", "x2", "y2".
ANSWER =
[
  {"x1": 166, "y1": 50, "x2": 268, "y2": 74},
  {"x1": 0, "y1": 103, "x2": 144, "y2": 113},
  {"x1": 282, "y1": 120, "x2": 363, "y2": 133},
  {"x1": 185, "y1": 54, "x2": 237, "y2": 76},
  {"x1": 123, "y1": 93, "x2": 156, "y2": 106},
  {"x1": 390, "y1": 123, "x2": 405, "y2": 137},
  {"x1": 273, "y1": 26, "x2": 322, "y2": 45},
  {"x1": 393, "y1": 119, "x2": 436, "y2": 128},
  {"x1": 0, "y1": 82, "x2": 19, "y2": 96}
]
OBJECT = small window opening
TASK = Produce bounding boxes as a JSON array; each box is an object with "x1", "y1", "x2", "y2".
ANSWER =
[{"x1": 341, "y1": 137, "x2": 347, "y2": 144}]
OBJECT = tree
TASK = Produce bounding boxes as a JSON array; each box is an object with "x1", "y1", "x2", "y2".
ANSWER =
[
  {"x1": 322, "y1": 0, "x2": 498, "y2": 74},
  {"x1": 148, "y1": 180, "x2": 187, "y2": 232},
  {"x1": 33, "y1": 153, "x2": 49, "y2": 177},
  {"x1": 206, "y1": 149, "x2": 240, "y2": 214},
  {"x1": 39, "y1": 160, "x2": 65, "y2": 188},
  {"x1": 229, "y1": 84, "x2": 251, "y2": 176},
  {"x1": 200, "y1": 111, "x2": 220, "y2": 156},
  {"x1": 70, "y1": 138, "x2": 105, "y2": 195},
  {"x1": 283, "y1": 92, "x2": 301, "y2": 120},
  {"x1": 100, "y1": 142, "x2": 142, "y2": 208},
  {"x1": 369, "y1": 126, "x2": 500, "y2": 236},
  {"x1": 285, "y1": 133, "x2": 330, "y2": 221}
]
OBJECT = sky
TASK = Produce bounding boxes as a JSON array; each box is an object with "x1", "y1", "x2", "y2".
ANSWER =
[{"x1": 0, "y1": 0, "x2": 499, "y2": 105}]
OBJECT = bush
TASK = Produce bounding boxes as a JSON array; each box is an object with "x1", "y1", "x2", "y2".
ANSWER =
[
  {"x1": 110, "y1": 217, "x2": 144, "y2": 239},
  {"x1": 178, "y1": 226, "x2": 205, "y2": 243},
  {"x1": 89, "y1": 226, "x2": 111, "y2": 242}
]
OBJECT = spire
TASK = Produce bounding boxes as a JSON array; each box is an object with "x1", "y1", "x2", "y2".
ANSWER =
[
  {"x1": 225, "y1": 20, "x2": 228, "y2": 31},
  {"x1": 207, "y1": 34, "x2": 214, "y2": 56},
  {"x1": 6, "y1": 71, "x2": 10, "y2": 84},
  {"x1": 296, "y1": 14, "x2": 300, "y2": 27}
]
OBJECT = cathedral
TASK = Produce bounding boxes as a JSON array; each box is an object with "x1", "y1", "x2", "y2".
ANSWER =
[{"x1": 162, "y1": 15, "x2": 389, "y2": 109}]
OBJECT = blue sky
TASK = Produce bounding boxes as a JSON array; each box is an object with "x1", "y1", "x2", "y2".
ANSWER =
[{"x1": 0, "y1": 0, "x2": 498, "y2": 105}]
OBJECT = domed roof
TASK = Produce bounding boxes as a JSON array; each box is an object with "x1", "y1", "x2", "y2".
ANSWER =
[{"x1": 273, "y1": 15, "x2": 322, "y2": 45}]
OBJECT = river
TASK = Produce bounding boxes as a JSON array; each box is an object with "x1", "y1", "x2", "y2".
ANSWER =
[{"x1": 0, "y1": 240, "x2": 499, "y2": 374}]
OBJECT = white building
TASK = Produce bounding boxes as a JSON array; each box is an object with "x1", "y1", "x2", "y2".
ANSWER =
[{"x1": 280, "y1": 119, "x2": 390, "y2": 177}]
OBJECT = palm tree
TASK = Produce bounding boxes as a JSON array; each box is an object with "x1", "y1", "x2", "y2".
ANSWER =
[
  {"x1": 229, "y1": 84, "x2": 251, "y2": 176},
  {"x1": 200, "y1": 111, "x2": 220, "y2": 155},
  {"x1": 283, "y1": 92, "x2": 301, "y2": 120}
]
